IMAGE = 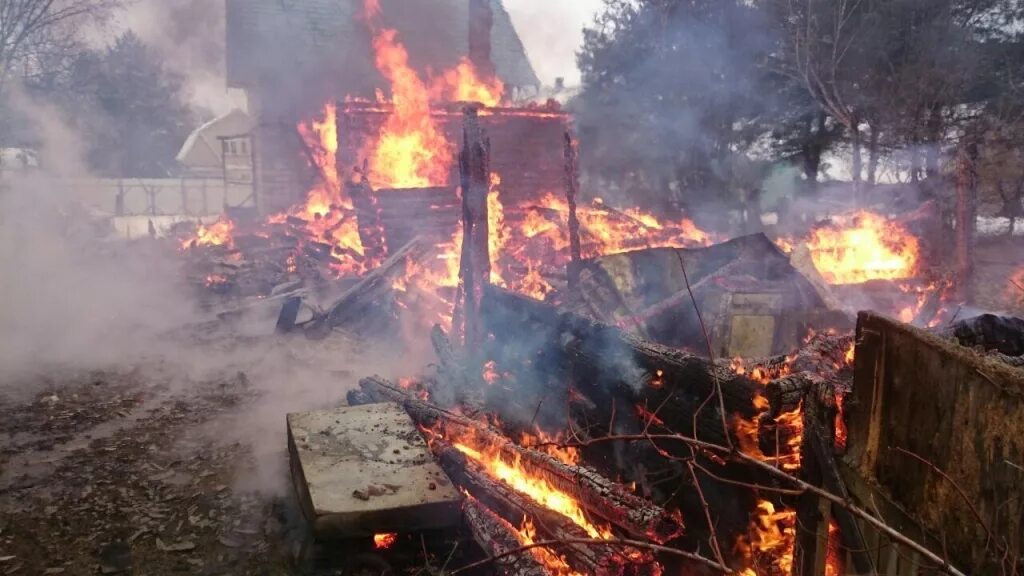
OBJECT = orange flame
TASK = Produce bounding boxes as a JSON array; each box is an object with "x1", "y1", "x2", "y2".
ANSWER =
[
  {"x1": 373, "y1": 532, "x2": 397, "y2": 549},
  {"x1": 284, "y1": 103, "x2": 370, "y2": 276},
  {"x1": 182, "y1": 217, "x2": 235, "y2": 250},
  {"x1": 452, "y1": 440, "x2": 614, "y2": 540},
  {"x1": 806, "y1": 211, "x2": 920, "y2": 285},
  {"x1": 363, "y1": 28, "x2": 454, "y2": 189},
  {"x1": 518, "y1": 517, "x2": 583, "y2": 576},
  {"x1": 431, "y1": 58, "x2": 504, "y2": 107},
  {"x1": 737, "y1": 500, "x2": 797, "y2": 575},
  {"x1": 826, "y1": 520, "x2": 845, "y2": 576}
]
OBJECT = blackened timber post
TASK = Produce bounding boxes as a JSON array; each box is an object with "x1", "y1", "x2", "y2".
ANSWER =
[
  {"x1": 459, "y1": 106, "x2": 491, "y2": 353},
  {"x1": 564, "y1": 130, "x2": 583, "y2": 289}
]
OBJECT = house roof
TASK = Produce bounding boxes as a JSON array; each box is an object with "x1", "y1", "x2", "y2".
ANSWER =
[
  {"x1": 225, "y1": 0, "x2": 539, "y2": 98},
  {"x1": 176, "y1": 109, "x2": 254, "y2": 168}
]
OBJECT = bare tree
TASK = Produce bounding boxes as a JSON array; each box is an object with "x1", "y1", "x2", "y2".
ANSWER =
[{"x1": 0, "y1": 0, "x2": 120, "y2": 94}]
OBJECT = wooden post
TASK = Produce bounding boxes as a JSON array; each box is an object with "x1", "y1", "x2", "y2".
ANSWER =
[
  {"x1": 564, "y1": 130, "x2": 583, "y2": 289},
  {"x1": 458, "y1": 106, "x2": 491, "y2": 353}
]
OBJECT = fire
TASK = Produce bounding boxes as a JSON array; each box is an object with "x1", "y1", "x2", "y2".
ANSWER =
[
  {"x1": 363, "y1": 28, "x2": 454, "y2": 189},
  {"x1": 488, "y1": 173, "x2": 508, "y2": 286},
  {"x1": 826, "y1": 520, "x2": 845, "y2": 576},
  {"x1": 452, "y1": 441, "x2": 614, "y2": 540},
  {"x1": 834, "y1": 392, "x2": 848, "y2": 453},
  {"x1": 518, "y1": 517, "x2": 583, "y2": 576},
  {"x1": 805, "y1": 211, "x2": 920, "y2": 285},
  {"x1": 285, "y1": 103, "x2": 370, "y2": 275},
  {"x1": 737, "y1": 500, "x2": 797, "y2": 575},
  {"x1": 431, "y1": 57, "x2": 504, "y2": 107},
  {"x1": 373, "y1": 532, "x2": 397, "y2": 549},
  {"x1": 182, "y1": 217, "x2": 235, "y2": 249}
]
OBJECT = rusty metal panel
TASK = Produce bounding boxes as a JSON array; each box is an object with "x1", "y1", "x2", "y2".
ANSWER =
[{"x1": 847, "y1": 312, "x2": 1024, "y2": 571}]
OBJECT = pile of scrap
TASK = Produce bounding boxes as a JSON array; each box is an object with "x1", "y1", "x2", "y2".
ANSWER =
[{"x1": 564, "y1": 234, "x2": 852, "y2": 358}]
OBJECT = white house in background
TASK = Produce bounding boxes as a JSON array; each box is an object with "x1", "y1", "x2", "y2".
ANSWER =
[{"x1": 176, "y1": 108, "x2": 254, "y2": 178}]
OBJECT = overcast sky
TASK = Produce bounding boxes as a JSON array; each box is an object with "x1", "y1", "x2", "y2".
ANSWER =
[{"x1": 504, "y1": 0, "x2": 603, "y2": 86}]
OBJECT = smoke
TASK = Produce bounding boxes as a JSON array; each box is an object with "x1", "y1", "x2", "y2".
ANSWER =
[
  {"x1": 115, "y1": 0, "x2": 244, "y2": 114},
  {"x1": 0, "y1": 88, "x2": 199, "y2": 384}
]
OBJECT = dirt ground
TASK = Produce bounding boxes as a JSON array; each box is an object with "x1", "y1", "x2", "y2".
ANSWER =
[{"x1": 0, "y1": 323, "x2": 442, "y2": 576}]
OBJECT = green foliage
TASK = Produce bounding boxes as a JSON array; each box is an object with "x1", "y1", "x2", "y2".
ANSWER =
[
  {"x1": 576, "y1": 0, "x2": 1024, "y2": 207},
  {"x1": 14, "y1": 31, "x2": 197, "y2": 178}
]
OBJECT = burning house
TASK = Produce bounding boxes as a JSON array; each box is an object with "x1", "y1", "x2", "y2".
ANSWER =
[
  {"x1": 224, "y1": 0, "x2": 540, "y2": 215},
  {"x1": 114, "y1": 2, "x2": 1024, "y2": 576}
]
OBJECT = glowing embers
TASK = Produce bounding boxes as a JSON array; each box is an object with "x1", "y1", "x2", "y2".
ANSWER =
[
  {"x1": 805, "y1": 210, "x2": 921, "y2": 285},
  {"x1": 373, "y1": 532, "x2": 397, "y2": 550}
]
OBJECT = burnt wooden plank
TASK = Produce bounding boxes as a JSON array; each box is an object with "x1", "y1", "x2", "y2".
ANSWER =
[{"x1": 848, "y1": 311, "x2": 1024, "y2": 572}]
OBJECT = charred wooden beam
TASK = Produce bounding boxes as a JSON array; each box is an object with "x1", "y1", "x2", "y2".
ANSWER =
[
  {"x1": 436, "y1": 442, "x2": 645, "y2": 576},
  {"x1": 801, "y1": 385, "x2": 877, "y2": 576},
  {"x1": 463, "y1": 497, "x2": 553, "y2": 576},
  {"x1": 564, "y1": 131, "x2": 582, "y2": 289},
  {"x1": 458, "y1": 108, "x2": 491, "y2": 350},
  {"x1": 765, "y1": 373, "x2": 824, "y2": 418},
  {"x1": 324, "y1": 237, "x2": 431, "y2": 330},
  {"x1": 359, "y1": 376, "x2": 684, "y2": 545}
]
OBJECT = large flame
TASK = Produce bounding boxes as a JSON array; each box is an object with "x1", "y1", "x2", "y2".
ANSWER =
[
  {"x1": 363, "y1": 28, "x2": 454, "y2": 189},
  {"x1": 430, "y1": 57, "x2": 504, "y2": 107},
  {"x1": 805, "y1": 211, "x2": 920, "y2": 285},
  {"x1": 286, "y1": 103, "x2": 371, "y2": 275},
  {"x1": 736, "y1": 500, "x2": 797, "y2": 575},
  {"x1": 452, "y1": 440, "x2": 613, "y2": 540}
]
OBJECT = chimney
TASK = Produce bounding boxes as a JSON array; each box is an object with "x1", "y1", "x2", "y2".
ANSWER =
[{"x1": 469, "y1": 0, "x2": 494, "y2": 78}]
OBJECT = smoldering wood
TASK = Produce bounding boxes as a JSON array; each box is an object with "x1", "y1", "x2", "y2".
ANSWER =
[
  {"x1": 324, "y1": 237, "x2": 431, "y2": 330},
  {"x1": 799, "y1": 382, "x2": 877, "y2": 576},
  {"x1": 765, "y1": 373, "x2": 823, "y2": 418},
  {"x1": 935, "y1": 313, "x2": 1024, "y2": 356},
  {"x1": 462, "y1": 497, "x2": 553, "y2": 576},
  {"x1": 358, "y1": 376, "x2": 684, "y2": 545},
  {"x1": 481, "y1": 285, "x2": 763, "y2": 448},
  {"x1": 435, "y1": 441, "x2": 644, "y2": 576}
]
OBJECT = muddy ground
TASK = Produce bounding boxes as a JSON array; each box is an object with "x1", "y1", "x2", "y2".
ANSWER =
[{"x1": 0, "y1": 326, "x2": 459, "y2": 576}]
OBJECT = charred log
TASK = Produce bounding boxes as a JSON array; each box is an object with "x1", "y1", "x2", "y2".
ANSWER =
[
  {"x1": 936, "y1": 314, "x2": 1024, "y2": 356},
  {"x1": 463, "y1": 498, "x2": 553, "y2": 576},
  {"x1": 359, "y1": 376, "x2": 684, "y2": 545},
  {"x1": 435, "y1": 442, "x2": 648, "y2": 576}
]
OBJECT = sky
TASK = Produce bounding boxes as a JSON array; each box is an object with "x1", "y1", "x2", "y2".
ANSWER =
[{"x1": 503, "y1": 0, "x2": 604, "y2": 86}]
